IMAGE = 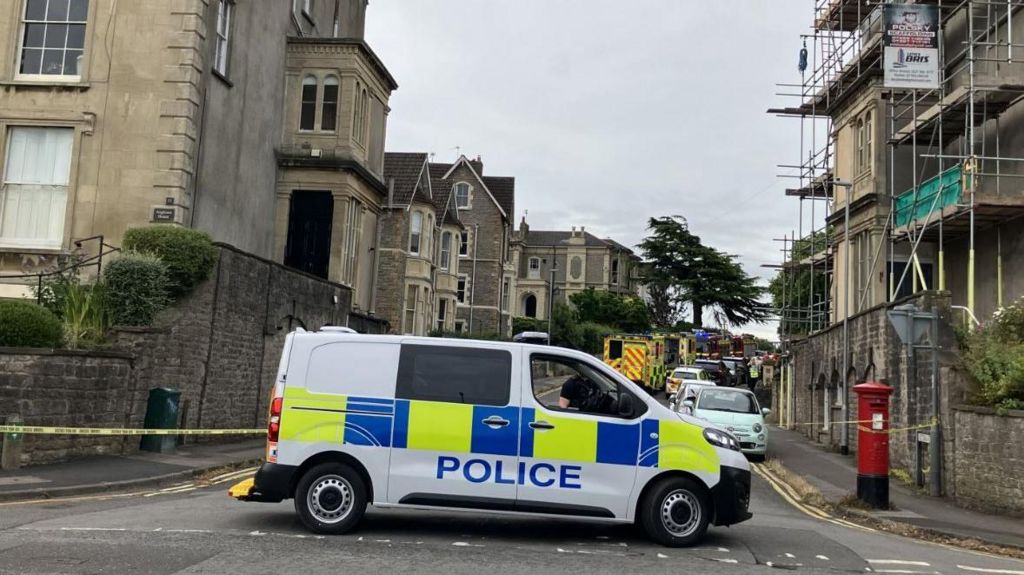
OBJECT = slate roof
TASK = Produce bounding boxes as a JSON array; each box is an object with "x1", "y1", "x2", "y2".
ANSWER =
[
  {"x1": 482, "y1": 176, "x2": 515, "y2": 220},
  {"x1": 525, "y1": 230, "x2": 635, "y2": 254},
  {"x1": 383, "y1": 152, "x2": 428, "y2": 205}
]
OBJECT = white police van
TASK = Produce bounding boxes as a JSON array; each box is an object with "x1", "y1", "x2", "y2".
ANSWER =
[{"x1": 229, "y1": 328, "x2": 752, "y2": 547}]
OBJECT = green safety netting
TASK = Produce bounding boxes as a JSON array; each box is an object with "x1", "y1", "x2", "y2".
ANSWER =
[{"x1": 894, "y1": 165, "x2": 969, "y2": 228}]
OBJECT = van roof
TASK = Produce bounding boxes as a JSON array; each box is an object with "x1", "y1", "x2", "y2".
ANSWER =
[{"x1": 290, "y1": 331, "x2": 587, "y2": 356}]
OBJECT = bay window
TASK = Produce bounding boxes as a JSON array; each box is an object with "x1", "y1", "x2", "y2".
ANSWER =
[{"x1": 409, "y1": 211, "x2": 422, "y2": 255}]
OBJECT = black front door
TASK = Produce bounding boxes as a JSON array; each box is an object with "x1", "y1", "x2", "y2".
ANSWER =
[{"x1": 284, "y1": 191, "x2": 333, "y2": 279}]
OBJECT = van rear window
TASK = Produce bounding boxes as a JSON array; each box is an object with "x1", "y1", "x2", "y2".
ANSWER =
[
  {"x1": 396, "y1": 344, "x2": 511, "y2": 406},
  {"x1": 608, "y1": 340, "x2": 623, "y2": 360}
]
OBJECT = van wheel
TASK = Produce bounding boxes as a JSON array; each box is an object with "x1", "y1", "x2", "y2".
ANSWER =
[
  {"x1": 639, "y1": 477, "x2": 710, "y2": 547},
  {"x1": 294, "y1": 462, "x2": 367, "y2": 535}
]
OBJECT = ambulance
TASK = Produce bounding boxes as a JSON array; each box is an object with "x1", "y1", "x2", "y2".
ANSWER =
[{"x1": 229, "y1": 327, "x2": 752, "y2": 547}]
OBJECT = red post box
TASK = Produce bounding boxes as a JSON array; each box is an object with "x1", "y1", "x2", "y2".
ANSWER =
[{"x1": 854, "y1": 381, "x2": 893, "y2": 508}]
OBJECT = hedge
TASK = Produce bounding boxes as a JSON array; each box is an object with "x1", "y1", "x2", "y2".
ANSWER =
[
  {"x1": 122, "y1": 226, "x2": 216, "y2": 297},
  {"x1": 104, "y1": 253, "x2": 171, "y2": 326},
  {"x1": 0, "y1": 300, "x2": 63, "y2": 348}
]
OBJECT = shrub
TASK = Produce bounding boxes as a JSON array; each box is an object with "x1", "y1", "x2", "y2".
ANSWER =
[
  {"x1": 512, "y1": 316, "x2": 545, "y2": 335},
  {"x1": 0, "y1": 300, "x2": 63, "y2": 348},
  {"x1": 578, "y1": 321, "x2": 618, "y2": 355},
  {"x1": 962, "y1": 297, "x2": 1024, "y2": 409},
  {"x1": 62, "y1": 284, "x2": 108, "y2": 349},
  {"x1": 104, "y1": 253, "x2": 171, "y2": 326},
  {"x1": 122, "y1": 226, "x2": 216, "y2": 297},
  {"x1": 31, "y1": 253, "x2": 85, "y2": 318}
]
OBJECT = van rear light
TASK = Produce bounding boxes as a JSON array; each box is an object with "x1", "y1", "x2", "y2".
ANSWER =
[{"x1": 268, "y1": 396, "x2": 283, "y2": 443}]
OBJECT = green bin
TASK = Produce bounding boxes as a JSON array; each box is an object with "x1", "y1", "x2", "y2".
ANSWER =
[{"x1": 140, "y1": 387, "x2": 181, "y2": 453}]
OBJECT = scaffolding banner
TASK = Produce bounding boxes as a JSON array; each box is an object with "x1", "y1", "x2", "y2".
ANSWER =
[{"x1": 883, "y1": 4, "x2": 940, "y2": 90}]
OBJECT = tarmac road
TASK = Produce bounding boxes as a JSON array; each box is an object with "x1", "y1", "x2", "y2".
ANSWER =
[{"x1": 1, "y1": 461, "x2": 1023, "y2": 575}]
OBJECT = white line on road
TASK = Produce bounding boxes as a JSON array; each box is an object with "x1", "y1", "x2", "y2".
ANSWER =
[
  {"x1": 817, "y1": 555, "x2": 831, "y2": 561},
  {"x1": 872, "y1": 570, "x2": 936, "y2": 574},
  {"x1": 452, "y1": 542, "x2": 484, "y2": 548},
  {"x1": 657, "y1": 553, "x2": 669, "y2": 559},
  {"x1": 59, "y1": 527, "x2": 126, "y2": 532},
  {"x1": 957, "y1": 566, "x2": 1024, "y2": 575},
  {"x1": 869, "y1": 561, "x2": 933, "y2": 566},
  {"x1": 714, "y1": 558, "x2": 739, "y2": 564},
  {"x1": 786, "y1": 553, "x2": 796, "y2": 558}
]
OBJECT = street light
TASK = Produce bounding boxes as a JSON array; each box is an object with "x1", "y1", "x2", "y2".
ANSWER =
[
  {"x1": 834, "y1": 179, "x2": 854, "y2": 456},
  {"x1": 546, "y1": 256, "x2": 558, "y2": 345}
]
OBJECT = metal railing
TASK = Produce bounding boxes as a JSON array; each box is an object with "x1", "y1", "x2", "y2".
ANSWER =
[{"x1": 0, "y1": 236, "x2": 121, "y2": 304}]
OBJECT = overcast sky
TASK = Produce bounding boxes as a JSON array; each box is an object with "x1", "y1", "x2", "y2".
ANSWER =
[{"x1": 366, "y1": 1, "x2": 816, "y2": 340}]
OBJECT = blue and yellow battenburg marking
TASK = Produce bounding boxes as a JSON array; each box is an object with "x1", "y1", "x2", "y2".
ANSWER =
[{"x1": 279, "y1": 390, "x2": 718, "y2": 472}]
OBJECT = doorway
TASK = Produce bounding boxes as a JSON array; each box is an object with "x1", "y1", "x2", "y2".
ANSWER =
[{"x1": 284, "y1": 191, "x2": 333, "y2": 279}]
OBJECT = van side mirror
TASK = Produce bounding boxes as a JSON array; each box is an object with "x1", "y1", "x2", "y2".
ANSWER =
[{"x1": 761, "y1": 407, "x2": 771, "y2": 416}]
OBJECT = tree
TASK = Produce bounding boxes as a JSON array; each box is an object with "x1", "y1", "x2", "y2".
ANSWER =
[
  {"x1": 768, "y1": 229, "x2": 830, "y2": 336},
  {"x1": 639, "y1": 216, "x2": 769, "y2": 329},
  {"x1": 569, "y1": 288, "x2": 651, "y2": 333},
  {"x1": 646, "y1": 281, "x2": 686, "y2": 329}
]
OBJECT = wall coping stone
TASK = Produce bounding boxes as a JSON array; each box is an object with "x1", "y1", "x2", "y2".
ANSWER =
[
  {"x1": 953, "y1": 404, "x2": 1024, "y2": 418},
  {"x1": 0, "y1": 347, "x2": 133, "y2": 360},
  {"x1": 212, "y1": 242, "x2": 355, "y2": 294},
  {"x1": 791, "y1": 290, "x2": 952, "y2": 346}
]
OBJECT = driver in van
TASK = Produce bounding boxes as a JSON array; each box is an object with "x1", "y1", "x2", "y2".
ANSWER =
[{"x1": 559, "y1": 372, "x2": 613, "y2": 414}]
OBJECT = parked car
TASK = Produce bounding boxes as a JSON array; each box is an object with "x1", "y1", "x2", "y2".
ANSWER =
[
  {"x1": 665, "y1": 366, "x2": 712, "y2": 397},
  {"x1": 669, "y1": 381, "x2": 716, "y2": 414},
  {"x1": 681, "y1": 387, "x2": 769, "y2": 461}
]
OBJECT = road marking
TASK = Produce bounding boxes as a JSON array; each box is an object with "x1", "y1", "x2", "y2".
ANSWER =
[
  {"x1": 871, "y1": 570, "x2": 935, "y2": 574},
  {"x1": 752, "y1": 463, "x2": 874, "y2": 532},
  {"x1": 0, "y1": 491, "x2": 145, "y2": 507},
  {"x1": 957, "y1": 567, "x2": 1024, "y2": 575},
  {"x1": 786, "y1": 553, "x2": 796, "y2": 558},
  {"x1": 869, "y1": 561, "x2": 932, "y2": 566},
  {"x1": 59, "y1": 527, "x2": 126, "y2": 532},
  {"x1": 817, "y1": 555, "x2": 830, "y2": 561},
  {"x1": 714, "y1": 558, "x2": 739, "y2": 564},
  {"x1": 452, "y1": 542, "x2": 484, "y2": 548},
  {"x1": 205, "y1": 467, "x2": 259, "y2": 483},
  {"x1": 657, "y1": 553, "x2": 669, "y2": 559}
]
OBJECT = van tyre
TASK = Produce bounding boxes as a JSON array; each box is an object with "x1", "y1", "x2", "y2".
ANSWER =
[
  {"x1": 294, "y1": 462, "x2": 367, "y2": 535},
  {"x1": 639, "y1": 477, "x2": 710, "y2": 547}
]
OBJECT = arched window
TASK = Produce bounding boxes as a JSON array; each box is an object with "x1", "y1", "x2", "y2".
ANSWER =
[
  {"x1": 300, "y1": 75, "x2": 318, "y2": 131},
  {"x1": 523, "y1": 294, "x2": 537, "y2": 318},
  {"x1": 409, "y1": 211, "x2": 422, "y2": 255},
  {"x1": 864, "y1": 111, "x2": 873, "y2": 173},
  {"x1": 321, "y1": 75, "x2": 339, "y2": 131},
  {"x1": 454, "y1": 182, "x2": 470, "y2": 208}
]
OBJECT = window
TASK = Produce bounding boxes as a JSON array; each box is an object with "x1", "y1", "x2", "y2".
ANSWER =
[
  {"x1": 437, "y1": 298, "x2": 448, "y2": 331},
  {"x1": 864, "y1": 111, "x2": 873, "y2": 173},
  {"x1": 529, "y1": 355, "x2": 646, "y2": 418},
  {"x1": 396, "y1": 344, "x2": 512, "y2": 406},
  {"x1": 454, "y1": 182, "x2": 470, "y2": 208},
  {"x1": 321, "y1": 76, "x2": 339, "y2": 131},
  {"x1": 528, "y1": 257, "x2": 541, "y2": 279},
  {"x1": 403, "y1": 285, "x2": 417, "y2": 334},
  {"x1": 440, "y1": 231, "x2": 452, "y2": 270},
  {"x1": 1, "y1": 127, "x2": 74, "y2": 249},
  {"x1": 213, "y1": 0, "x2": 232, "y2": 76},
  {"x1": 18, "y1": 0, "x2": 89, "y2": 79},
  {"x1": 501, "y1": 277, "x2": 510, "y2": 311},
  {"x1": 697, "y1": 388, "x2": 759, "y2": 415},
  {"x1": 459, "y1": 230, "x2": 469, "y2": 256},
  {"x1": 523, "y1": 294, "x2": 537, "y2": 318},
  {"x1": 611, "y1": 258, "x2": 620, "y2": 285},
  {"x1": 607, "y1": 340, "x2": 623, "y2": 360},
  {"x1": 344, "y1": 198, "x2": 362, "y2": 284},
  {"x1": 409, "y1": 211, "x2": 422, "y2": 255},
  {"x1": 457, "y1": 275, "x2": 467, "y2": 303},
  {"x1": 300, "y1": 75, "x2": 317, "y2": 131},
  {"x1": 454, "y1": 320, "x2": 466, "y2": 333},
  {"x1": 424, "y1": 214, "x2": 434, "y2": 258},
  {"x1": 352, "y1": 82, "x2": 363, "y2": 140}
]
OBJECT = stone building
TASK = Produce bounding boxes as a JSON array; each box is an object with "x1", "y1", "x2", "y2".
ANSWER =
[
  {"x1": 377, "y1": 152, "x2": 463, "y2": 335},
  {"x1": 0, "y1": 0, "x2": 394, "y2": 314},
  {"x1": 510, "y1": 218, "x2": 641, "y2": 320}
]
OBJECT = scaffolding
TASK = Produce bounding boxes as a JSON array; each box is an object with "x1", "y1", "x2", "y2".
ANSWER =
[
  {"x1": 771, "y1": 0, "x2": 1024, "y2": 339},
  {"x1": 767, "y1": 0, "x2": 1024, "y2": 436}
]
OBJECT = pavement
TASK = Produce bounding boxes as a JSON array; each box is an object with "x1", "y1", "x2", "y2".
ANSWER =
[
  {"x1": 0, "y1": 440, "x2": 264, "y2": 502},
  {"x1": 768, "y1": 425, "x2": 1024, "y2": 550}
]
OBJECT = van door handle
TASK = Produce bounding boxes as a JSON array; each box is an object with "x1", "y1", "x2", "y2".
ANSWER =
[
  {"x1": 481, "y1": 416, "x2": 510, "y2": 428},
  {"x1": 529, "y1": 421, "x2": 555, "y2": 430}
]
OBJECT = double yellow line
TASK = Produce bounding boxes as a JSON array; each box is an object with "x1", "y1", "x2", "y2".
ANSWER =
[
  {"x1": 751, "y1": 462, "x2": 875, "y2": 532},
  {"x1": 0, "y1": 425, "x2": 262, "y2": 436}
]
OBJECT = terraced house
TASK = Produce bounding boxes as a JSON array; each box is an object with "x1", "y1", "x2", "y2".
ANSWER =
[{"x1": 0, "y1": 0, "x2": 393, "y2": 317}]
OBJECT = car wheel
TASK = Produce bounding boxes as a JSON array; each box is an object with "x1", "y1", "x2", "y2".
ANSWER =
[
  {"x1": 640, "y1": 476, "x2": 710, "y2": 547},
  {"x1": 294, "y1": 462, "x2": 368, "y2": 535}
]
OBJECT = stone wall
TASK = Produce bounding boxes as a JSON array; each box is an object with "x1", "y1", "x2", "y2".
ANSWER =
[
  {"x1": 0, "y1": 350, "x2": 133, "y2": 465},
  {"x1": 952, "y1": 406, "x2": 1024, "y2": 515},
  {"x1": 1, "y1": 244, "x2": 387, "y2": 466},
  {"x1": 785, "y1": 291, "x2": 970, "y2": 493}
]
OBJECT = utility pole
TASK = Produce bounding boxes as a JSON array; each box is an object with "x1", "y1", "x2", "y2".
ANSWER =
[{"x1": 547, "y1": 249, "x2": 557, "y2": 344}]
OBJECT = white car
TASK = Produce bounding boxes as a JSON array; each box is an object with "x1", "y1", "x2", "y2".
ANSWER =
[
  {"x1": 682, "y1": 387, "x2": 769, "y2": 462},
  {"x1": 665, "y1": 366, "x2": 712, "y2": 398}
]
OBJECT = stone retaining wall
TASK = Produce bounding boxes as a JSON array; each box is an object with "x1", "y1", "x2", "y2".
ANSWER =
[
  {"x1": 952, "y1": 406, "x2": 1024, "y2": 515},
  {"x1": 0, "y1": 349, "x2": 133, "y2": 465}
]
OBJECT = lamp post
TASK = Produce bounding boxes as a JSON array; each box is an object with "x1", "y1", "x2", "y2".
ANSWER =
[
  {"x1": 547, "y1": 256, "x2": 558, "y2": 344},
  {"x1": 834, "y1": 179, "x2": 854, "y2": 456}
]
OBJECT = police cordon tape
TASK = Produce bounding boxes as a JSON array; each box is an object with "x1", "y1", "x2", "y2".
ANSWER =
[
  {"x1": 779, "y1": 418, "x2": 938, "y2": 435},
  {"x1": 0, "y1": 425, "x2": 263, "y2": 436}
]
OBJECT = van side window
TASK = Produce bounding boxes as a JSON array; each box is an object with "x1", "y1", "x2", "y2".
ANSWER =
[
  {"x1": 530, "y1": 354, "x2": 646, "y2": 419},
  {"x1": 396, "y1": 344, "x2": 511, "y2": 406},
  {"x1": 608, "y1": 340, "x2": 623, "y2": 360}
]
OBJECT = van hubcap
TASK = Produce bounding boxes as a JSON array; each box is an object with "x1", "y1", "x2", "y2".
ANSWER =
[
  {"x1": 308, "y1": 475, "x2": 353, "y2": 524},
  {"x1": 661, "y1": 489, "x2": 701, "y2": 537}
]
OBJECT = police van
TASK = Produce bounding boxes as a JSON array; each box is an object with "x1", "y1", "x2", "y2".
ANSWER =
[{"x1": 229, "y1": 327, "x2": 752, "y2": 547}]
